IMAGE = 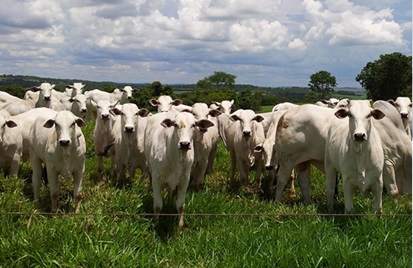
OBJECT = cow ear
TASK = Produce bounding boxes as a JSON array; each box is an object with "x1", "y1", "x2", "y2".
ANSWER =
[
  {"x1": 209, "y1": 109, "x2": 222, "y2": 117},
  {"x1": 387, "y1": 99, "x2": 396, "y2": 107},
  {"x1": 90, "y1": 99, "x2": 97, "y2": 107},
  {"x1": 6, "y1": 120, "x2": 17, "y2": 128},
  {"x1": 75, "y1": 118, "x2": 86, "y2": 127},
  {"x1": 253, "y1": 115, "x2": 265, "y2": 122},
  {"x1": 43, "y1": 119, "x2": 55, "y2": 128},
  {"x1": 196, "y1": 119, "x2": 214, "y2": 129},
  {"x1": 111, "y1": 107, "x2": 122, "y2": 115},
  {"x1": 230, "y1": 100, "x2": 234, "y2": 105},
  {"x1": 371, "y1": 109, "x2": 385, "y2": 120},
  {"x1": 138, "y1": 108, "x2": 150, "y2": 117},
  {"x1": 230, "y1": 114, "x2": 241, "y2": 121},
  {"x1": 149, "y1": 99, "x2": 159, "y2": 107},
  {"x1": 161, "y1": 118, "x2": 174, "y2": 128},
  {"x1": 171, "y1": 99, "x2": 183, "y2": 106},
  {"x1": 334, "y1": 109, "x2": 349, "y2": 119},
  {"x1": 254, "y1": 144, "x2": 263, "y2": 153},
  {"x1": 30, "y1": 86, "x2": 40, "y2": 92}
]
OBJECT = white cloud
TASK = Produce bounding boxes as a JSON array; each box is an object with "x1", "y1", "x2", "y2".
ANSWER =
[{"x1": 0, "y1": 0, "x2": 410, "y2": 87}]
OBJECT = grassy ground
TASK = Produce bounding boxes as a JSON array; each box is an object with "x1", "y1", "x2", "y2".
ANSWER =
[{"x1": 0, "y1": 119, "x2": 411, "y2": 267}]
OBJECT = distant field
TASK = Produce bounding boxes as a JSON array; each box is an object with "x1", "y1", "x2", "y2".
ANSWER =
[{"x1": 0, "y1": 118, "x2": 411, "y2": 267}]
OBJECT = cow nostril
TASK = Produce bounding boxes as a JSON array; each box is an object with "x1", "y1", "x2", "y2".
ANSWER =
[
  {"x1": 125, "y1": 126, "x2": 134, "y2": 133},
  {"x1": 81, "y1": 108, "x2": 87, "y2": 113},
  {"x1": 401, "y1": 113, "x2": 408, "y2": 119},
  {"x1": 179, "y1": 141, "x2": 190, "y2": 150},
  {"x1": 354, "y1": 133, "x2": 366, "y2": 141},
  {"x1": 59, "y1": 140, "x2": 70, "y2": 146},
  {"x1": 44, "y1": 96, "x2": 51, "y2": 101},
  {"x1": 101, "y1": 114, "x2": 109, "y2": 120},
  {"x1": 243, "y1": 131, "x2": 251, "y2": 137}
]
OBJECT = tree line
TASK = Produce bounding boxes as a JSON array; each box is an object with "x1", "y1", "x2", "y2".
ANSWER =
[{"x1": 1, "y1": 52, "x2": 411, "y2": 111}]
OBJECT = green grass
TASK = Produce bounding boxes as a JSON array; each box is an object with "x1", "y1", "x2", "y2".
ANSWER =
[{"x1": 0, "y1": 120, "x2": 411, "y2": 267}]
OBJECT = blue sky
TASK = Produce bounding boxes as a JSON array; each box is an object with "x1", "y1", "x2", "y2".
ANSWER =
[{"x1": 0, "y1": 0, "x2": 411, "y2": 87}]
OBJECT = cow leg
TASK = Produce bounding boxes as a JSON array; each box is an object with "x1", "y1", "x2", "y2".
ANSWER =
[
  {"x1": 206, "y1": 144, "x2": 218, "y2": 174},
  {"x1": 296, "y1": 162, "x2": 312, "y2": 204},
  {"x1": 254, "y1": 155, "x2": 263, "y2": 190},
  {"x1": 325, "y1": 164, "x2": 337, "y2": 213},
  {"x1": 237, "y1": 158, "x2": 250, "y2": 186},
  {"x1": 275, "y1": 163, "x2": 293, "y2": 202},
  {"x1": 371, "y1": 175, "x2": 383, "y2": 214},
  {"x1": 31, "y1": 157, "x2": 43, "y2": 208},
  {"x1": 47, "y1": 168, "x2": 59, "y2": 213},
  {"x1": 152, "y1": 177, "x2": 163, "y2": 224},
  {"x1": 342, "y1": 176, "x2": 354, "y2": 214},
  {"x1": 192, "y1": 161, "x2": 203, "y2": 189},
  {"x1": 73, "y1": 169, "x2": 84, "y2": 214},
  {"x1": 230, "y1": 150, "x2": 237, "y2": 182},
  {"x1": 176, "y1": 174, "x2": 190, "y2": 228},
  {"x1": 9, "y1": 150, "x2": 21, "y2": 178},
  {"x1": 382, "y1": 162, "x2": 399, "y2": 199},
  {"x1": 97, "y1": 154, "x2": 104, "y2": 180}
]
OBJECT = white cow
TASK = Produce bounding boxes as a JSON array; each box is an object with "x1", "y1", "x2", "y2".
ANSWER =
[
  {"x1": 325, "y1": 100, "x2": 385, "y2": 213},
  {"x1": 191, "y1": 103, "x2": 221, "y2": 189},
  {"x1": 0, "y1": 113, "x2": 21, "y2": 177},
  {"x1": 149, "y1": 95, "x2": 183, "y2": 113},
  {"x1": 91, "y1": 99, "x2": 119, "y2": 180},
  {"x1": 29, "y1": 83, "x2": 65, "y2": 111},
  {"x1": 65, "y1": 83, "x2": 85, "y2": 99},
  {"x1": 84, "y1": 88, "x2": 128, "y2": 120},
  {"x1": 315, "y1": 98, "x2": 340, "y2": 108},
  {"x1": 0, "y1": 91, "x2": 21, "y2": 103},
  {"x1": 29, "y1": 110, "x2": 86, "y2": 213},
  {"x1": 111, "y1": 103, "x2": 150, "y2": 182},
  {"x1": 372, "y1": 100, "x2": 412, "y2": 195},
  {"x1": 144, "y1": 111, "x2": 214, "y2": 227},
  {"x1": 210, "y1": 100, "x2": 234, "y2": 114},
  {"x1": 274, "y1": 104, "x2": 337, "y2": 203},
  {"x1": 0, "y1": 94, "x2": 37, "y2": 116},
  {"x1": 112, "y1": 86, "x2": 136, "y2": 104},
  {"x1": 271, "y1": 102, "x2": 299, "y2": 112},
  {"x1": 68, "y1": 94, "x2": 88, "y2": 119},
  {"x1": 219, "y1": 109, "x2": 265, "y2": 189},
  {"x1": 388, "y1": 97, "x2": 412, "y2": 139}
]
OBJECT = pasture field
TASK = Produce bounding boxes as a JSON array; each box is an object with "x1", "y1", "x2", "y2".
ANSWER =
[{"x1": 0, "y1": 119, "x2": 411, "y2": 267}]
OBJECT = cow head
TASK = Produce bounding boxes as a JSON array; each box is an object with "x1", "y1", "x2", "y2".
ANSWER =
[
  {"x1": 43, "y1": 111, "x2": 85, "y2": 147},
  {"x1": 388, "y1": 97, "x2": 412, "y2": 119},
  {"x1": 149, "y1": 95, "x2": 183, "y2": 113},
  {"x1": 91, "y1": 99, "x2": 118, "y2": 121},
  {"x1": 334, "y1": 100, "x2": 385, "y2": 142},
  {"x1": 230, "y1": 109, "x2": 264, "y2": 137},
  {"x1": 30, "y1": 82, "x2": 55, "y2": 102},
  {"x1": 111, "y1": 103, "x2": 150, "y2": 134},
  {"x1": 0, "y1": 115, "x2": 17, "y2": 143}
]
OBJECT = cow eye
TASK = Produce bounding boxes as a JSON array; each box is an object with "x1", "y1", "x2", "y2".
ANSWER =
[
  {"x1": 192, "y1": 124, "x2": 196, "y2": 128},
  {"x1": 71, "y1": 122, "x2": 76, "y2": 126},
  {"x1": 174, "y1": 123, "x2": 179, "y2": 128},
  {"x1": 348, "y1": 113, "x2": 352, "y2": 118},
  {"x1": 366, "y1": 114, "x2": 371, "y2": 119}
]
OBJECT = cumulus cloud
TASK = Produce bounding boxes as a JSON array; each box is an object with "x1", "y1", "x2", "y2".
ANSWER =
[{"x1": 0, "y1": 0, "x2": 410, "y2": 87}]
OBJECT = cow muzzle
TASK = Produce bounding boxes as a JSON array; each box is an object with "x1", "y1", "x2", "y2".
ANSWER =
[
  {"x1": 242, "y1": 130, "x2": 251, "y2": 137},
  {"x1": 179, "y1": 141, "x2": 191, "y2": 150},
  {"x1": 124, "y1": 126, "x2": 134, "y2": 133},
  {"x1": 59, "y1": 140, "x2": 71, "y2": 146},
  {"x1": 401, "y1": 112, "x2": 409, "y2": 119},
  {"x1": 353, "y1": 133, "x2": 366, "y2": 142}
]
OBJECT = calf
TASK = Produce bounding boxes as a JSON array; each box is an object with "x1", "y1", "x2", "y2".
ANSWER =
[
  {"x1": 325, "y1": 100, "x2": 385, "y2": 213},
  {"x1": 29, "y1": 111, "x2": 86, "y2": 213},
  {"x1": 111, "y1": 103, "x2": 150, "y2": 182},
  {"x1": 219, "y1": 109, "x2": 265, "y2": 189},
  {"x1": 191, "y1": 103, "x2": 221, "y2": 189},
  {"x1": 144, "y1": 111, "x2": 213, "y2": 227}
]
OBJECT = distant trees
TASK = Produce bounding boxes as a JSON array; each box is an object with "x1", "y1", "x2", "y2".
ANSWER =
[
  {"x1": 355, "y1": 52, "x2": 412, "y2": 100},
  {"x1": 307, "y1": 70, "x2": 337, "y2": 100},
  {"x1": 196, "y1": 71, "x2": 236, "y2": 91}
]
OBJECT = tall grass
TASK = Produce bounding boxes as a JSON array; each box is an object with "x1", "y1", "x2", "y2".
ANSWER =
[{"x1": 0, "y1": 119, "x2": 411, "y2": 267}]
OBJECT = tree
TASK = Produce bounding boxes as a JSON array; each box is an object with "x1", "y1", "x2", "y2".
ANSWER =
[
  {"x1": 196, "y1": 71, "x2": 237, "y2": 91},
  {"x1": 308, "y1": 70, "x2": 337, "y2": 100},
  {"x1": 355, "y1": 52, "x2": 412, "y2": 100}
]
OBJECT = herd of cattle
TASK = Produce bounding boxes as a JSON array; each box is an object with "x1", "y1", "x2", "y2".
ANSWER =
[{"x1": 0, "y1": 82, "x2": 411, "y2": 227}]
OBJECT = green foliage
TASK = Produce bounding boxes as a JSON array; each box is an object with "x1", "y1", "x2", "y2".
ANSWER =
[
  {"x1": 356, "y1": 52, "x2": 412, "y2": 100},
  {"x1": 237, "y1": 89, "x2": 262, "y2": 111},
  {"x1": 307, "y1": 70, "x2": 337, "y2": 100},
  {"x1": 196, "y1": 71, "x2": 237, "y2": 91}
]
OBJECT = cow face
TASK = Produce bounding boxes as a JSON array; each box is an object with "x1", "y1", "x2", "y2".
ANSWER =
[
  {"x1": 389, "y1": 97, "x2": 412, "y2": 119},
  {"x1": 335, "y1": 100, "x2": 385, "y2": 142},
  {"x1": 91, "y1": 99, "x2": 118, "y2": 121},
  {"x1": 230, "y1": 110, "x2": 264, "y2": 137},
  {"x1": 31, "y1": 82, "x2": 55, "y2": 102},
  {"x1": 69, "y1": 94, "x2": 88, "y2": 116},
  {"x1": 150, "y1": 95, "x2": 183, "y2": 113},
  {"x1": 120, "y1": 86, "x2": 136, "y2": 100},
  {"x1": 111, "y1": 103, "x2": 150, "y2": 134},
  {"x1": 43, "y1": 111, "x2": 85, "y2": 147}
]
